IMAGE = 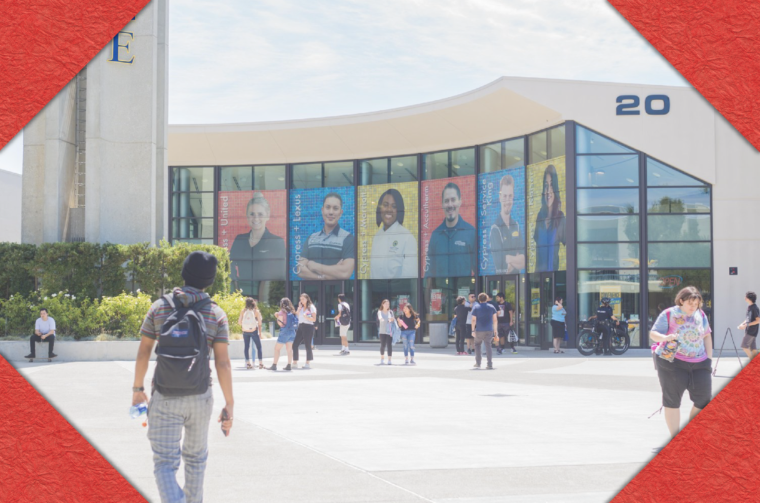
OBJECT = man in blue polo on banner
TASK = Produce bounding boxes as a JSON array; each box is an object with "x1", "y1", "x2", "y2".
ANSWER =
[{"x1": 424, "y1": 182, "x2": 477, "y2": 278}]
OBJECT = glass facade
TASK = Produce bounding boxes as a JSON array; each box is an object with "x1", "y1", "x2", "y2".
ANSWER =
[{"x1": 169, "y1": 122, "x2": 713, "y2": 348}]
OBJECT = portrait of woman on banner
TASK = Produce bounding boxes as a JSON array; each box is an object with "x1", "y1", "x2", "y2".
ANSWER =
[
  {"x1": 230, "y1": 192, "x2": 286, "y2": 284},
  {"x1": 370, "y1": 188, "x2": 417, "y2": 279},
  {"x1": 533, "y1": 164, "x2": 566, "y2": 272}
]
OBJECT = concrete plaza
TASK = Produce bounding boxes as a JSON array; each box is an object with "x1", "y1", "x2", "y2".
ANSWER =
[{"x1": 12, "y1": 346, "x2": 745, "y2": 503}]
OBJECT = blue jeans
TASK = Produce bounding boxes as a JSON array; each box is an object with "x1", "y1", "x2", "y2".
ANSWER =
[
  {"x1": 243, "y1": 330, "x2": 261, "y2": 361},
  {"x1": 401, "y1": 330, "x2": 416, "y2": 358}
]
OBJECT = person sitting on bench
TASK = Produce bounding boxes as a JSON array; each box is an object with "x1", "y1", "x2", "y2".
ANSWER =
[{"x1": 26, "y1": 308, "x2": 57, "y2": 359}]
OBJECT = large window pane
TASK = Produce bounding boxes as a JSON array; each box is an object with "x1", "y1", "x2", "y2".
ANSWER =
[
  {"x1": 359, "y1": 158, "x2": 388, "y2": 185},
  {"x1": 577, "y1": 243, "x2": 639, "y2": 268},
  {"x1": 577, "y1": 188, "x2": 639, "y2": 214},
  {"x1": 503, "y1": 138, "x2": 525, "y2": 170},
  {"x1": 648, "y1": 243, "x2": 711, "y2": 268},
  {"x1": 576, "y1": 155, "x2": 639, "y2": 187},
  {"x1": 529, "y1": 130, "x2": 547, "y2": 164},
  {"x1": 578, "y1": 269, "x2": 641, "y2": 346},
  {"x1": 172, "y1": 167, "x2": 215, "y2": 192},
  {"x1": 647, "y1": 269, "x2": 712, "y2": 329},
  {"x1": 220, "y1": 166, "x2": 253, "y2": 191},
  {"x1": 423, "y1": 151, "x2": 449, "y2": 180},
  {"x1": 480, "y1": 143, "x2": 501, "y2": 173},
  {"x1": 390, "y1": 156, "x2": 418, "y2": 183},
  {"x1": 452, "y1": 148, "x2": 476, "y2": 177},
  {"x1": 187, "y1": 193, "x2": 214, "y2": 218},
  {"x1": 173, "y1": 218, "x2": 214, "y2": 239},
  {"x1": 292, "y1": 163, "x2": 322, "y2": 189},
  {"x1": 549, "y1": 126, "x2": 565, "y2": 158},
  {"x1": 422, "y1": 276, "x2": 475, "y2": 324},
  {"x1": 577, "y1": 215, "x2": 639, "y2": 242},
  {"x1": 255, "y1": 165, "x2": 286, "y2": 190},
  {"x1": 648, "y1": 215, "x2": 711, "y2": 241},
  {"x1": 647, "y1": 187, "x2": 711, "y2": 213},
  {"x1": 576, "y1": 125, "x2": 635, "y2": 154},
  {"x1": 647, "y1": 157, "x2": 705, "y2": 187},
  {"x1": 324, "y1": 161, "x2": 354, "y2": 187}
]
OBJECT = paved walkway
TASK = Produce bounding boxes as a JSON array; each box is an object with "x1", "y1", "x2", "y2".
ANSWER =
[{"x1": 12, "y1": 346, "x2": 746, "y2": 503}]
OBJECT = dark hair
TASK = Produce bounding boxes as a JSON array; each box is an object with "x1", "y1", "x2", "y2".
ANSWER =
[
  {"x1": 456, "y1": 296, "x2": 465, "y2": 305},
  {"x1": 245, "y1": 297, "x2": 256, "y2": 310},
  {"x1": 376, "y1": 189, "x2": 405, "y2": 226},
  {"x1": 478, "y1": 293, "x2": 488, "y2": 302},
  {"x1": 338, "y1": 293, "x2": 346, "y2": 303},
  {"x1": 496, "y1": 292, "x2": 505, "y2": 300},
  {"x1": 441, "y1": 182, "x2": 461, "y2": 201},
  {"x1": 403, "y1": 304, "x2": 418, "y2": 318},
  {"x1": 554, "y1": 296, "x2": 563, "y2": 303},
  {"x1": 538, "y1": 164, "x2": 563, "y2": 230},
  {"x1": 323, "y1": 192, "x2": 343, "y2": 208},
  {"x1": 279, "y1": 297, "x2": 295, "y2": 314},
  {"x1": 674, "y1": 286, "x2": 703, "y2": 307},
  {"x1": 747, "y1": 291, "x2": 757, "y2": 303},
  {"x1": 40, "y1": 308, "x2": 48, "y2": 313}
]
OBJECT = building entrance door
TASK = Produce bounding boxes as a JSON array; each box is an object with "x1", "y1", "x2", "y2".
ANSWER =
[
  {"x1": 298, "y1": 281, "x2": 350, "y2": 345},
  {"x1": 484, "y1": 275, "x2": 519, "y2": 337},
  {"x1": 528, "y1": 273, "x2": 556, "y2": 349}
]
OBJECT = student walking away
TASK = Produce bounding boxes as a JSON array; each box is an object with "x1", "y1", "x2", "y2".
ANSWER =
[
  {"x1": 335, "y1": 294, "x2": 352, "y2": 355},
  {"x1": 650, "y1": 286, "x2": 712, "y2": 451},
  {"x1": 465, "y1": 293, "x2": 476, "y2": 354},
  {"x1": 237, "y1": 297, "x2": 263, "y2": 369},
  {"x1": 398, "y1": 304, "x2": 421, "y2": 365},
  {"x1": 551, "y1": 296, "x2": 566, "y2": 354},
  {"x1": 132, "y1": 251, "x2": 234, "y2": 503},
  {"x1": 293, "y1": 293, "x2": 317, "y2": 369},
  {"x1": 377, "y1": 299, "x2": 395, "y2": 365},
  {"x1": 738, "y1": 291, "x2": 760, "y2": 360},
  {"x1": 471, "y1": 293, "x2": 498, "y2": 370},
  {"x1": 495, "y1": 293, "x2": 517, "y2": 355},
  {"x1": 269, "y1": 298, "x2": 298, "y2": 371},
  {"x1": 26, "y1": 308, "x2": 57, "y2": 359},
  {"x1": 453, "y1": 296, "x2": 471, "y2": 355}
]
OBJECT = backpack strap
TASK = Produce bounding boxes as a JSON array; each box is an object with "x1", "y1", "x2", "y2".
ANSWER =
[
  {"x1": 163, "y1": 293, "x2": 176, "y2": 310},
  {"x1": 189, "y1": 297, "x2": 212, "y2": 313}
]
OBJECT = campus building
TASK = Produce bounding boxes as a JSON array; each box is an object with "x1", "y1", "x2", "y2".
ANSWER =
[{"x1": 23, "y1": 76, "x2": 760, "y2": 349}]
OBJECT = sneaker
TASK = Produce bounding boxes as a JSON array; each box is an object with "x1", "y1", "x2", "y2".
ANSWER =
[
  {"x1": 496, "y1": 348, "x2": 503, "y2": 355},
  {"x1": 404, "y1": 360, "x2": 409, "y2": 365},
  {"x1": 303, "y1": 363, "x2": 311, "y2": 370},
  {"x1": 387, "y1": 360, "x2": 392, "y2": 365},
  {"x1": 410, "y1": 360, "x2": 416, "y2": 365},
  {"x1": 48, "y1": 353, "x2": 57, "y2": 358},
  {"x1": 344, "y1": 351, "x2": 350, "y2": 355},
  {"x1": 292, "y1": 363, "x2": 299, "y2": 369},
  {"x1": 473, "y1": 363, "x2": 481, "y2": 369},
  {"x1": 267, "y1": 364, "x2": 277, "y2": 371},
  {"x1": 512, "y1": 349, "x2": 518, "y2": 354},
  {"x1": 284, "y1": 364, "x2": 292, "y2": 371},
  {"x1": 25, "y1": 353, "x2": 35, "y2": 359},
  {"x1": 380, "y1": 359, "x2": 385, "y2": 365},
  {"x1": 468, "y1": 349, "x2": 473, "y2": 355},
  {"x1": 486, "y1": 365, "x2": 494, "y2": 370}
]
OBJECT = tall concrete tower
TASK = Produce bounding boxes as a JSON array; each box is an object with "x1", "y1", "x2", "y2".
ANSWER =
[{"x1": 22, "y1": 0, "x2": 169, "y2": 245}]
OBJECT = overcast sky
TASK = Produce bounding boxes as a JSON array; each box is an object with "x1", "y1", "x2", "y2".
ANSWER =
[{"x1": 0, "y1": 0, "x2": 686, "y2": 174}]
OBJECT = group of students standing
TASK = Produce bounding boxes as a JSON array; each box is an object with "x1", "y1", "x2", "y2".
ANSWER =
[
  {"x1": 376, "y1": 300, "x2": 421, "y2": 365},
  {"x1": 453, "y1": 292, "x2": 518, "y2": 357}
]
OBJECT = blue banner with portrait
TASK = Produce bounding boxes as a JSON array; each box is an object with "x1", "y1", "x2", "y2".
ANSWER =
[
  {"x1": 290, "y1": 186, "x2": 356, "y2": 280},
  {"x1": 478, "y1": 167, "x2": 526, "y2": 275}
]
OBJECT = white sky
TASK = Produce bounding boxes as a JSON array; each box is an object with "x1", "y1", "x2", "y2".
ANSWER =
[{"x1": 0, "y1": 0, "x2": 686, "y2": 174}]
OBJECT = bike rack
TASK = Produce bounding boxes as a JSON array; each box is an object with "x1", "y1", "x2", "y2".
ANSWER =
[{"x1": 712, "y1": 328, "x2": 744, "y2": 378}]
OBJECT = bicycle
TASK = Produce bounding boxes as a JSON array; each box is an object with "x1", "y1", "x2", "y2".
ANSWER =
[{"x1": 577, "y1": 319, "x2": 630, "y2": 356}]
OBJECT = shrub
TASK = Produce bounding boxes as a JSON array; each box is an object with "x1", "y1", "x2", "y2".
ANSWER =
[{"x1": 98, "y1": 292, "x2": 154, "y2": 338}]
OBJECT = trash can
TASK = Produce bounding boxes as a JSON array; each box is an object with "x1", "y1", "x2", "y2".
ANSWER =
[{"x1": 429, "y1": 322, "x2": 449, "y2": 349}]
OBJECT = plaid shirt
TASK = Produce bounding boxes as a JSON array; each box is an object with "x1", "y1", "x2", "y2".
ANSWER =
[{"x1": 139, "y1": 287, "x2": 229, "y2": 349}]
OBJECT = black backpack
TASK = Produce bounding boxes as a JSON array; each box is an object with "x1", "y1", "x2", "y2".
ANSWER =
[
  {"x1": 153, "y1": 294, "x2": 212, "y2": 396},
  {"x1": 339, "y1": 302, "x2": 351, "y2": 326}
]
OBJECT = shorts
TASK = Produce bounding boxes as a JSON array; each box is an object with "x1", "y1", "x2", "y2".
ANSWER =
[
  {"x1": 277, "y1": 331, "x2": 296, "y2": 344},
  {"x1": 339, "y1": 324, "x2": 349, "y2": 337},
  {"x1": 741, "y1": 334, "x2": 757, "y2": 350},
  {"x1": 465, "y1": 325, "x2": 474, "y2": 339},
  {"x1": 656, "y1": 357, "x2": 712, "y2": 409}
]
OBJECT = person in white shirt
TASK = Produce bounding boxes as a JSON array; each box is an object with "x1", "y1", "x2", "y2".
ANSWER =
[
  {"x1": 370, "y1": 189, "x2": 418, "y2": 279},
  {"x1": 335, "y1": 294, "x2": 352, "y2": 355},
  {"x1": 27, "y1": 308, "x2": 57, "y2": 359},
  {"x1": 293, "y1": 293, "x2": 317, "y2": 369}
]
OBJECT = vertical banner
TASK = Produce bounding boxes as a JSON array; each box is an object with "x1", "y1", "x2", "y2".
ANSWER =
[
  {"x1": 478, "y1": 167, "x2": 526, "y2": 275},
  {"x1": 290, "y1": 186, "x2": 356, "y2": 280},
  {"x1": 357, "y1": 182, "x2": 419, "y2": 279},
  {"x1": 420, "y1": 175, "x2": 477, "y2": 278},
  {"x1": 218, "y1": 190, "x2": 288, "y2": 282},
  {"x1": 527, "y1": 156, "x2": 567, "y2": 273}
]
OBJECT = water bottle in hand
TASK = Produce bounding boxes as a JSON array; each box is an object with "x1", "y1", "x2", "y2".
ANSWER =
[{"x1": 130, "y1": 402, "x2": 148, "y2": 419}]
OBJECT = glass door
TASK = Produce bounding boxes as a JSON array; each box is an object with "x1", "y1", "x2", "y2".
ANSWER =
[
  {"x1": 540, "y1": 273, "x2": 554, "y2": 350},
  {"x1": 485, "y1": 275, "x2": 520, "y2": 341},
  {"x1": 299, "y1": 282, "x2": 322, "y2": 342},
  {"x1": 298, "y1": 281, "x2": 352, "y2": 345}
]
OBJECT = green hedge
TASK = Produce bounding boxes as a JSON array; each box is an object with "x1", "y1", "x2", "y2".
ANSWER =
[{"x1": 0, "y1": 241, "x2": 231, "y2": 301}]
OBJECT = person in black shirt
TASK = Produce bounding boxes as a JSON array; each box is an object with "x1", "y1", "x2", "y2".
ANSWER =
[
  {"x1": 591, "y1": 298, "x2": 618, "y2": 355},
  {"x1": 494, "y1": 293, "x2": 516, "y2": 355},
  {"x1": 453, "y1": 296, "x2": 471, "y2": 355},
  {"x1": 739, "y1": 291, "x2": 760, "y2": 360},
  {"x1": 230, "y1": 193, "x2": 287, "y2": 286}
]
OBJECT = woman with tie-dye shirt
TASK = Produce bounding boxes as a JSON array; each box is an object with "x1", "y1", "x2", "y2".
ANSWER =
[{"x1": 650, "y1": 286, "x2": 713, "y2": 446}]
